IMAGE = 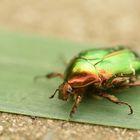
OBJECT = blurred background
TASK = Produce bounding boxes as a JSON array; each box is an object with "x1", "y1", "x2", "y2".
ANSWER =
[
  {"x1": 0, "y1": 0, "x2": 140, "y2": 140},
  {"x1": 1, "y1": 0, "x2": 140, "y2": 48}
]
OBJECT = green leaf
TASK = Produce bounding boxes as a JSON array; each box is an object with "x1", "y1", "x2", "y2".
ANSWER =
[{"x1": 0, "y1": 31, "x2": 140, "y2": 129}]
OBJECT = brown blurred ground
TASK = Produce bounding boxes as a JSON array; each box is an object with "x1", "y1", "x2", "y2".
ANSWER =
[{"x1": 0, "y1": 0, "x2": 140, "y2": 140}]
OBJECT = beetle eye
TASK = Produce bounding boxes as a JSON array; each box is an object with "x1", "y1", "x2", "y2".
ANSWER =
[{"x1": 67, "y1": 87, "x2": 73, "y2": 93}]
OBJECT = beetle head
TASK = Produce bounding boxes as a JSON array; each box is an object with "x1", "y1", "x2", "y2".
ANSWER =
[
  {"x1": 58, "y1": 82, "x2": 73, "y2": 100},
  {"x1": 50, "y1": 82, "x2": 73, "y2": 101}
]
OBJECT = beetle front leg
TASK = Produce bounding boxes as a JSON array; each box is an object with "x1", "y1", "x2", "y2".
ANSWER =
[
  {"x1": 45, "y1": 72, "x2": 64, "y2": 79},
  {"x1": 70, "y1": 95, "x2": 82, "y2": 117},
  {"x1": 99, "y1": 92, "x2": 133, "y2": 115},
  {"x1": 34, "y1": 72, "x2": 64, "y2": 81}
]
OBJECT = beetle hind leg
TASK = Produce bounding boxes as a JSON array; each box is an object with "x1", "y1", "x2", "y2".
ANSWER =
[
  {"x1": 99, "y1": 92, "x2": 133, "y2": 115},
  {"x1": 129, "y1": 80, "x2": 140, "y2": 87}
]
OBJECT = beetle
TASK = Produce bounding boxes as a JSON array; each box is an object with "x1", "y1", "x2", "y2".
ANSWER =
[{"x1": 35, "y1": 47, "x2": 140, "y2": 117}]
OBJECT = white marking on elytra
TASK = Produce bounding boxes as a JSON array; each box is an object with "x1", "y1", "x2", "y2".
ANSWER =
[{"x1": 129, "y1": 62, "x2": 135, "y2": 75}]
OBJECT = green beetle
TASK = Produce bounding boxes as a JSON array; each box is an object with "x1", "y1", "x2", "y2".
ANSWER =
[{"x1": 35, "y1": 47, "x2": 140, "y2": 117}]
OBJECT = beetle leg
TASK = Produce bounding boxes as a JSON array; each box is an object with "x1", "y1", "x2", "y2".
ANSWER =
[
  {"x1": 111, "y1": 77, "x2": 130, "y2": 87},
  {"x1": 129, "y1": 80, "x2": 140, "y2": 87},
  {"x1": 45, "y1": 72, "x2": 64, "y2": 79},
  {"x1": 34, "y1": 72, "x2": 64, "y2": 81},
  {"x1": 111, "y1": 78, "x2": 140, "y2": 88},
  {"x1": 70, "y1": 95, "x2": 82, "y2": 117},
  {"x1": 99, "y1": 92, "x2": 133, "y2": 115}
]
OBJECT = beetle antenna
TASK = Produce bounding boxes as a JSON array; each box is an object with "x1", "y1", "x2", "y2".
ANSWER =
[{"x1": 49, "y1": 89, "x2": 59, "y2": 99}]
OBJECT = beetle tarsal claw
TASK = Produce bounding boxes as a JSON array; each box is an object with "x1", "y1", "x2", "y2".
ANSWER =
[
  {"x1": 49, "y1": 95, "x2": 54, "y2": 99},
  {"x1": 117, "y1": 101, "x2": 133, "y2": 115},
  {"x1": 69, "y1": 111, "x2": 74, "y2": 118},
  {"x1": 128, "y1": 107, "x2": 133, "y2": 115}
]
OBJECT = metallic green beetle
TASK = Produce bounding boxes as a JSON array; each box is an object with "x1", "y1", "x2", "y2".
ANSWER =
[{"x1": 36, "y1": 47, "x2": 140, "y2": 117}]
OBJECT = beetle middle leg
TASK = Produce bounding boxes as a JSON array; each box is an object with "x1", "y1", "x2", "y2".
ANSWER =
[
  {"x1": 99, "y1": 92, "x2": 133, "y2": 115},
  {"x1": 34, "y1": 72, "x2": 64, "y2": 81},
  {"x1": 70, "y1": 95, "x2": 82, "y2": 117}
]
